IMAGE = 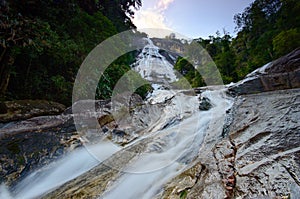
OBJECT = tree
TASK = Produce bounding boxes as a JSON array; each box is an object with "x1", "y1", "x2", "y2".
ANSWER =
[
  {"x1": 273, "y1": 28, "x2": 300, "y2": 57},
  {"x1": 231, "y1": 0, "x2": 300, "y2": 78},
  {"x1": 0, "y1": 0, "x2": 143, "y2": 105}
]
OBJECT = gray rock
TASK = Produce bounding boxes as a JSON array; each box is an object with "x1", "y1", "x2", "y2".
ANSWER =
[
  {"x1": 157, "y1": 88, "x2": 300, "y2": 199},
  {"x1": 228, "y1": 88, "x2": 300, "y2": 198},
  {"x1": 0, "y1": 114, "x2": 80, "y2": 186},
  {"x1": 0, "y1": 92, "x2": 163, "y2": 186},
  {"x1": 199, "y1": 97, "x2": 212, "y2": 111}
]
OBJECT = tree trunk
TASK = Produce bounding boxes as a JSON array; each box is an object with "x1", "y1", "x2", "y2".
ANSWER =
[{"x1": 0, "y1": 47, "x2": 13, "y2": 97}]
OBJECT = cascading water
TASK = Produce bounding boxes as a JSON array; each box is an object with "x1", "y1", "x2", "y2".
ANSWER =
[
  {"x1": 101, "y1": 90, "x2": 232, "y2": 199},
  {"x1": 132, "y1": 38, "x2": 177, "y2": 84},
  {"x1": 0, "y1": 38, "x2": 232, "y2": 199},
  {"x1": 0, "y1": 143, "x2": 120, "y2": 199}
]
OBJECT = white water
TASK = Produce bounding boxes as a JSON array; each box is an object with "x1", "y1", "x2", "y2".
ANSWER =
[
  {"x1": 0, "y1": 38, "x2": 231, "y2": 199},
  {"x1": 132, "y1": 38, "x2": 177, "y2": 83},
  {"x1": 0, "y1": 143, "x2": 120, "y2": 199},
  {"x1": 101, "y1": 90, "x2": 231, "y2": 199}
]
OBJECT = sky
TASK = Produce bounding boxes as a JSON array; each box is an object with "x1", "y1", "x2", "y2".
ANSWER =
[{"x1": 132, "y1": 0, "x2": 254, "y2": 39}]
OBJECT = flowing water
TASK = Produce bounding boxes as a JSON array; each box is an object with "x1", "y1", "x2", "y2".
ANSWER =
[
  {"x1": 0, "y1": 143, "x2": 120, "y2": 199},
  {"x1": 132, "y1": 38, "x2": 177, "y2": 84},
  {"x1": 0, "y1": 38, "x2": 232, "y2": 199},
  {"x1": 101, "y1": 90, "x2": 231, "y2": 199}
]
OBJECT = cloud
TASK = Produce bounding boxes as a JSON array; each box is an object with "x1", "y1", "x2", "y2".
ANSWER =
[
  {"x1": 156, "y1": 0, "x2": 175, "y2": 11},
  {"x1": 132, "y1": 0, "x2": 175, "y2": 36},
  {"x1": 133, "y1": 10, "x2": 170, "y2": 30}
]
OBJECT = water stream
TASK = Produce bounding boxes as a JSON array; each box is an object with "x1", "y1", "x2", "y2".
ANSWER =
[
  {"x1": 101, "y1": 90, "x2": 231, "y2": 199},
  {"x1": 0, "y1": 143, "x2": 120, "y2": 199},
  {"x1": 0, "y1": 38, "x2": 231, "y2": 199},
  {"x1": 132, "y1": 38, "x2": 177, "y2": 83}
]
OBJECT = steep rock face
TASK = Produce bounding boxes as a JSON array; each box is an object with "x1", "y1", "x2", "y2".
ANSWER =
[
  {"x1": 152, "y1": 38, "x2": 185, "y2": 55},
  {"x1": 151, "y1": 38, "x2": 184, "y2": 65},
  {"x1": 229, "y1": 48, "x2": 300, "y2": 95}
]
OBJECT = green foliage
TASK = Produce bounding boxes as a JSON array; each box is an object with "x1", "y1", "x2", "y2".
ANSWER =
[
  {"x1": 96, "y1": 52, "x2": 151, "y2": 100},
  {"x1": 174, "y1": 57, "x2": 205, "y2": 87},
  {"x1": 1, "y1": 0, "x2": 143, "y2": 105},
  {"x1": 194, "y1": 33, "x2": 238, "y2": 84},
  {"x1": 190, "y1": 0, "x2": 300, "y2": 83},
  {"x1": 273, "y1": 28, "x2": 300, "y2": 57},
  {"x1": 230, "y1": 0, "x2": 300, "y2": 79},
  {"x1": 179, "y1": 190, "x2": 188, "y2": 199},
  {"x1": 2, "y1": 0, "x2": 299, "y2": 104}
]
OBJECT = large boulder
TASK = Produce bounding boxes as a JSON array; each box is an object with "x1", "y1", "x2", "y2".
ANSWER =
[{"x1": 229, "y1": 48, "x2": 300, "y2": 95}]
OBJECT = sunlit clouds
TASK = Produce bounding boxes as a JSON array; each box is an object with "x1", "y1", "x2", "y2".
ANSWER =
[
  {"x1": 133, "y1": 0, "x2": 254, "y2": 39},
  {"x1": 132, "y1": 0, "x2": 175, "y2": 35}
]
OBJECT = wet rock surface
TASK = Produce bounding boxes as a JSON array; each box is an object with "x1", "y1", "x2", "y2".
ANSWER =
[
  {"x1": 40, "y1": 89, "x2": 205, "y2": 199},
  {"x1": 199, "y1": 96, "x2": 212, "y2": 111},
  {"x1": 0, "y1": 115, "x2": 80, "y2": 186},
  {"x1": 0, "y1": 91, "x2": 185, "y2": 189}
]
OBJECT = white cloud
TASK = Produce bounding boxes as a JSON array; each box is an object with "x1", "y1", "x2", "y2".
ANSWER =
[
  {"x1": 134, "y1": 10, "x2": 169, "y2": 29},
  {"x1": 132, "y1": 0, "x2": 175, "y2": 37},
  {"x1": 156, "y1": 0, "x2": 175, "y2": 11}
]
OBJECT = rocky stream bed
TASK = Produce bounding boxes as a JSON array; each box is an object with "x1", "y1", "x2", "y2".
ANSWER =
[{"x1": 0, "y1": 46, "x2": 299, "y2": 199}]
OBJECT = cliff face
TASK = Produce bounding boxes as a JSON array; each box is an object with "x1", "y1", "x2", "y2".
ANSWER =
[
  {"x1": 224, "y1": 49, "x2": 300, "y2": 198},
  {"x1": 228, "y1": 88, "x2": 300, "y2": 198}
]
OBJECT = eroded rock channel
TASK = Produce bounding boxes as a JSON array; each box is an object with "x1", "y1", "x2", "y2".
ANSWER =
[{"x1": 0, "y1": 43, "x2": 299, "y2": 199}]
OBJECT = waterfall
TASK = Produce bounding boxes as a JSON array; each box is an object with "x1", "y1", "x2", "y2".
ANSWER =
[
  {"x1": 132, "y1": 38, "x2": 177, "y2": 83},
  {"x1": 0, "y1": 143, "x2": 120, "y2": 199},
  {"x1": 98, "y1": 39, "x2": 232, "y2": 198},
  {"x1": 0, "y1": 38, "x2": 231, "y2": 199}
]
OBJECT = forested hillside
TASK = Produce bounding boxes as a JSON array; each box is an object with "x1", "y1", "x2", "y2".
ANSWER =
[
  {"x1": 176, "y1": 0, "x2": 300, "y2": 85},
  {"x1": 0, "y1": 0, "x2": 142, "y2": 105}
]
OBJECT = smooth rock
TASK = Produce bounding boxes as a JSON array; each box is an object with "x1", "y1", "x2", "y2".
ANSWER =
[{"x1": 229, "y1": 88, "x2": 300, "y2": 198}]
